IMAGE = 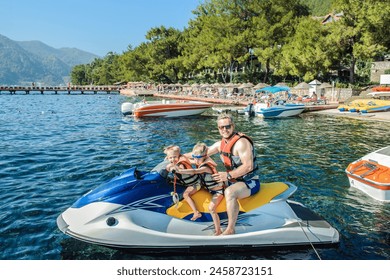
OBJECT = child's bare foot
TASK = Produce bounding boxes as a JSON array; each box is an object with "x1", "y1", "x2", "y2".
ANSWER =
[
  {"x1": 221, "y1": 229, "x2": 235, "y2": 235},
  {"x1": 190, "y1": 211, "x2": 202, "y2": 221}
]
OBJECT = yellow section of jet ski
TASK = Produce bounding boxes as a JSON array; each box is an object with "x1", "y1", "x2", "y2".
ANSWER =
[{"x1": 167, "y1": 182, "x2": 288, "y2": 219}]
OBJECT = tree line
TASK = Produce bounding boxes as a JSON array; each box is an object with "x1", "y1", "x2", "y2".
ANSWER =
[{"x1": 71, "y1": 0, "x2": 389, "y2": 87}]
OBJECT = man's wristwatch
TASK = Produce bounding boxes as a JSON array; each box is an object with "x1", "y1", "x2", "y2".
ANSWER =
[{"x1": 227, "y1": 172, "x2": 232, "y2": 180}]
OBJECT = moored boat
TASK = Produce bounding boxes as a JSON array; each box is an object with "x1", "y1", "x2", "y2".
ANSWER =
[
  {"x1": 121, "y1": 100, "x2": 213, "y2": 118},
  {"x1": 346, "y1": 146, "x2": 390, "y2": 202},
  {"x1": 338, "y1": 99, "x2": 390, "y2": 113},
  {"x1": 358, "y1": 99, "x2": 390, "y2": 113},
  {"x1": 57, "y1": 161, "x2": 339, "y2": 250},
  {"x1": 367, "y1": 91, "x2": 390, "y2": 98},
  {"x1": 253, "y1": 101, "x2": 305, "y2": 118}
]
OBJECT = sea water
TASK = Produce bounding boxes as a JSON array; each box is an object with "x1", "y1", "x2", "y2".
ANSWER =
[{"x1": 0, "y1": 93, "x2": 389, "y2": 260}]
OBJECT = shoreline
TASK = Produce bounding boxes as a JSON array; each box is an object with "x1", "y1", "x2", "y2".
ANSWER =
[
  {"x1": 153, "y1": 93, "x2": 249, "y2": 106},
  {"x1": 308, "y1": 108, "x2": 390, "y2": 123},
  {"x1": 121, "y1": 91, "x2": 390, "y2": 123}
]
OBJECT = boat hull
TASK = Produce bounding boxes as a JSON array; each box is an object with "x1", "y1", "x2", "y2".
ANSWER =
[
  {"x1": 345, "y1": 146, "x2": 390, "y2": 202},
  {"x1": 57, "y1": 162, "x2": 339, "y2": 250},
  {"x1": 347, "y1": 175, "x2": 390, "y2": 201},
  {"x1": 256, "y1": 105, "x2": 305, "y2": 118},
  {"x1": 57, "y1": 199, "x2": 339, "y2": 249},
  {"x1": 121, "y1": 101, "x2": 212, "y2": 118}
]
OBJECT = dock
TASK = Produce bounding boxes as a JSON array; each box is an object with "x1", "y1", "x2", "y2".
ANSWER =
[{"x1": 0, "y1": 85, "x2": 120, "y2": 95}]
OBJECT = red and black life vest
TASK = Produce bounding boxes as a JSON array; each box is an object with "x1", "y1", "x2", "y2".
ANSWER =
[
  {"x1": 219, "y1": 132, "x2": 257, "y2": 179},
  {"x1": 197, "y1": 158, "x2": 221, "y2": 190},
  {"x1": 174, "y1": 155, "x2": 199, "y2": 186}
]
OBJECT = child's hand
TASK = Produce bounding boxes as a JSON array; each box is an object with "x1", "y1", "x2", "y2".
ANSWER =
[{"x1": 171, "y1": 166, "x2": 179, "y2": 173}]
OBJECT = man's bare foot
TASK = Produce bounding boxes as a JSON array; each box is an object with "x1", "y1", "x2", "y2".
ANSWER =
[
  {"x1": 214, "y1": 230, "x2": 222, "y2": 236},
  {"x1": 221, "y1": 229, "x2": 235, "y2": 235},
  {"x1": 190, "y1": 211, "x2": 202, "y2": 221}
]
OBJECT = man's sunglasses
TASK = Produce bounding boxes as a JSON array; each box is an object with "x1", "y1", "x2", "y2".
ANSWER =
[{"x1": 218, "y1": 124, "x2": 232, "y2": 130}]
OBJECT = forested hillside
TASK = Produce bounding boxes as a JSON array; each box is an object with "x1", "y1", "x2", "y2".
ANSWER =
[{"x1": 0, "y1": 34, "x2": 98, "y2": 85}]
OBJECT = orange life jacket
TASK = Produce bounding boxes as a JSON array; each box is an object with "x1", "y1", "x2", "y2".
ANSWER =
[
  {"x1": 198, "y1": 158, "x2": 222, "y2": 190},
  {"x1": 219, "y1": 132, "x2": 257, "y2": 180},
  {"x1": 175, "y1": 155, "x2": 199, "y2": 186}
]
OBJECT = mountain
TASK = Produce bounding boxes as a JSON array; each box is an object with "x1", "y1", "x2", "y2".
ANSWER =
[{"x1": 0, "y1": 34, "x2": 99, "y2": 86}]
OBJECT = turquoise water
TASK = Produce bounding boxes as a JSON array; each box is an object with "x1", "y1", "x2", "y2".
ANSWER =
[{"x1": 0, "y1": 93, "x2": 389, "y2": 260}]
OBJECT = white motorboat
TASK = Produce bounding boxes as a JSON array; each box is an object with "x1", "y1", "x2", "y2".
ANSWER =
[
  {"x1": 253, "y1": 85, "x2": 305, "y2": 118},
  {"x1": 346, "y1": 146, "x2": 390, "y2": 202},
  {"x1": 121, "y1": 100, "x2": 212, "y2": 118},
  {"x1": 253, "y1": 101, "x2": 305, "y2": 118},
  {"x1": 57, "y1": 161, "x2": 339, "y2": 250}
]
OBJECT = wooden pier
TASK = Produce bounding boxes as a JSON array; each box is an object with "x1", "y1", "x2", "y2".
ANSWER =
[{"x1": 0, "y1": 85, "x2": 120, "y2": 95}]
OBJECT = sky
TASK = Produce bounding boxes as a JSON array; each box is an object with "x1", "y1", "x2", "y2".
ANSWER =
[{"x1": 0, "y1": 0, "x2": 202, "y2": 57}]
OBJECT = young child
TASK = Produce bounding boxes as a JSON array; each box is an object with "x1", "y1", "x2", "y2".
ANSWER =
[
  {"x1": 163, "y1": 145, "x2": 201, "y2": 220},
  {"x1": 173, "y1": 142, "x2": 225, "y2": 235}
]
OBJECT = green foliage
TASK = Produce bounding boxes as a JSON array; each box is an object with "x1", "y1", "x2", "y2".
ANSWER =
[
  {"x1": 69, "y1": 0, "x2": 390, "y2": 87},
  {"x1": 327, "y1": 0, "x2": 390, "y2": 83},
  {"x1": 301, "y1": 0, "x2": 332, "y2": 16},
  {"x1": 279, "y1": 17, "x2": 331, "y2": 82}
]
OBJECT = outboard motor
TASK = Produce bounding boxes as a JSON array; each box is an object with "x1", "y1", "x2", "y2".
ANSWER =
[
  {"x1": 121, "y1": 102, "x2": 134, "y2": 116},
  {"x1": 244, "y1": 103, "x2": 255, "y2": 117}
]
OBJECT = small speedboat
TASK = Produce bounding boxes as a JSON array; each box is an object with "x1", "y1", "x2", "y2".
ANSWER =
[
  {"x1": 121, "y1": 100, "x2": 212, "y2": 118},
  {"x1": 253, "y1": 101, "x2": 305, "y2": 118},
  {"x1": 57, "y1": 161, "x2": 339, "y2": 250},
  {"x1": 346, "y1": 146, "x2": 390, "y2": 202}
]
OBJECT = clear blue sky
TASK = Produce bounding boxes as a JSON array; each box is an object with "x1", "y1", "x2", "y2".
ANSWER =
[{"x1": 0, "y1": 0, "x2": 202, "y2": 56}]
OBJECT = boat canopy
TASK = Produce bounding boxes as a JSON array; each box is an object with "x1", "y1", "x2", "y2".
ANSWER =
[{"x1": 255, "y1": 85, "x2": 290, "y2": 94}]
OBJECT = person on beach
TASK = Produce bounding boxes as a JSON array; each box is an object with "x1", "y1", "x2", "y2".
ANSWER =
[
  {"x1": 164, "y1": 145, "x2": 201, "y2": 221},
  {"x1": 207, "y1": 113, "x2": 259, "y2": 235},
  {"x1": 173, "y1": 142, "x2": 225, "y2": 235}
]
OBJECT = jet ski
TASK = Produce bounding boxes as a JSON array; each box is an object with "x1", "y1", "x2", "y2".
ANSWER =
[{"x1": 57, "y1": 161, "x2": 339, "y2": 250}]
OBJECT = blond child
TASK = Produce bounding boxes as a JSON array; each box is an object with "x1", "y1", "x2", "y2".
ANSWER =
[
  {"x1": 163, "y1": 145, "x2": 201, "y2": 220},
  {"x1": 174, "y1": 142, "x2": 225, "y2": 235}
]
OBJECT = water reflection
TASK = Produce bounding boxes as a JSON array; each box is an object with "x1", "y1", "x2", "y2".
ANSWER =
[{"x1": 0, "y1": 95, "x2": 389, "y2": 260}]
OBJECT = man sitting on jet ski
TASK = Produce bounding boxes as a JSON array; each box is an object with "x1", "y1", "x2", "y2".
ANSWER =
[{"x1": 208, "y1": 113, "x2": 260, "y2": 235}]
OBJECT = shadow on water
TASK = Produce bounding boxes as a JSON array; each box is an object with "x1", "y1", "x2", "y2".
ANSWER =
[{"x1": 59, "y1": 238, "x2": 339, "y2": 260}]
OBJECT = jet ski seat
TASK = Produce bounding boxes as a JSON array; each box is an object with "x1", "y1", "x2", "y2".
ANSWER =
[{"x1": 167, "y1": 182, "x2": 289, "y2": 219}]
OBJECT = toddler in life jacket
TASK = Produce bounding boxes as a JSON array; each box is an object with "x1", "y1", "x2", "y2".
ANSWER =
[
  {"x1": 173, "y1": 142, "x2": 225, "y2": 235},
  {"x1": 164, "y1": 145, "x2": 201, "y2": 220}
]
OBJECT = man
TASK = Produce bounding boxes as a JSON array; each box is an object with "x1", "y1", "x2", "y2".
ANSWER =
[{"x1": 208, "y1": 113, "x2": 259, "y2": 235}]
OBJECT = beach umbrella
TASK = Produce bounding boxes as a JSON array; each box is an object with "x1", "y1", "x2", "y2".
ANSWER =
[
  {"x1": 309, "y1": 79, "x2": 321, "y2": 85},
  {"x1": 238, "y1": 83, "x2": 253, "y2": 88},
  {"x1": 319, "y1": 82, "x2": 332, "y2": 88},
  {"x1": 294, "y1": 82, "x2": 310, "y2": 89},
  {"x1": 255, "y1": 85, "x2": 290, "y2": 93},
  {"x1": 254, "y1": 83, "x2": 270, "y2": 89}
]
